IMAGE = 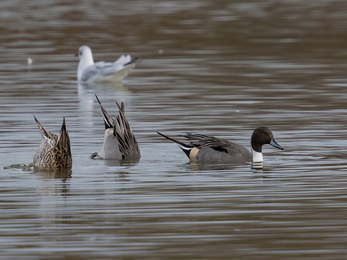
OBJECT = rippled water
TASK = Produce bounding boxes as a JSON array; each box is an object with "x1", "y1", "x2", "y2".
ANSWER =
[{"x1": 1, "y1": 0, "x2": 347, "y2": 259}]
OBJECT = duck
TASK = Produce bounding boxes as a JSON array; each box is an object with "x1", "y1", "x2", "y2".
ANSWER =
[
  {"x1": 157, "y1": 127, "x2": 283, "y2": 165},
  {"x1": 77, "y1": 45, "x2": 138, "y2": 83},
  {"x1": 91, "y1": 95, "x2": 141, "y2": 160},
  {"x1": 24, "y1": 117, "x2": 72, "y2": 171}
]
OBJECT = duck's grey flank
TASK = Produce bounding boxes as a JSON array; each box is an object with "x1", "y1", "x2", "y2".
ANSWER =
[
  {"x1": 91, "y1": 95, "x2": 141, "y2": 160},
  {"x1": 157, "y1": 127, "x2": 283, "y2": 164},
  {"x1": 24, "y1": 117, "x2": 72, "y2": 171}
]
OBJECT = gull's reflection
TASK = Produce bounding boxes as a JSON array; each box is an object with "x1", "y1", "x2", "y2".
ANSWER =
[
  {"x1": 77, "y1": 81, "x2": 132, "y2": 122},
  {"x1": 77, "y1": 82, "x2": 95, "y2": 128},
  {"x1": 77, "y1": 81, "x2": 134, "y2": 137}
]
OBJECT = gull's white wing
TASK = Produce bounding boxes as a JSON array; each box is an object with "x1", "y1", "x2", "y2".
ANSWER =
[
  {"x1": 80, "y1": 56, "x2": 136, "y2": 82},
  {"x1": 114, "y1": 55, "x2": 132, "y2": 65}
]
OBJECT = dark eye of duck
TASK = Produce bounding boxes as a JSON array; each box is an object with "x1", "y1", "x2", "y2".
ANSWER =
[{"x1": 79, "y1": 51, "x2": 82, "y2": 56}]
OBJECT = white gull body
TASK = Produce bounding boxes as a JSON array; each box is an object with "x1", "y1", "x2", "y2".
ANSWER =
[{"x1": 77, "y1": 45, "x2": 137, "y2": 83}]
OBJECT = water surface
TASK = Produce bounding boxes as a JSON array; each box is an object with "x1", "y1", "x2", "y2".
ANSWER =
[{"x1": 1, "y1": 0, "x2": 347, "y2": 259}]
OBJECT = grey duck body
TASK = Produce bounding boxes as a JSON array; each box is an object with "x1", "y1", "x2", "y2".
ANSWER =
[
  {"x1": 91, "y1": 95, "x2": 141, "y2": 160},
  {"x1": 157, "y1": 127, "x2": 283, "y2": 164},
  {"x1": 183, "y1": 133, "x2": 251, "y2": 163}
]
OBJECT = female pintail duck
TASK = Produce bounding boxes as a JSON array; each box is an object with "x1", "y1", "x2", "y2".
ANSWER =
[
  {"x1": 157, "y1": 127, "x2": 283, "y2": 165},
  {"x1": 91, "y1": 95, "x2": 141, "y2": 160},
  {"x1": 77, "y1": 45, "x2": 138, "y2": 83},
  {"x1": 24, "y1": 117, "x2": 72, "y2": 171}
]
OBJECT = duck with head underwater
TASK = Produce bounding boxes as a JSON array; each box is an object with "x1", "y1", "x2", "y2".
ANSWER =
[
  {"x1": 24, "y1": 116, "x2": 72, "y2": 171},
  {"x1": 90, "y1": 95, "x2": 141, "y2": 160}
]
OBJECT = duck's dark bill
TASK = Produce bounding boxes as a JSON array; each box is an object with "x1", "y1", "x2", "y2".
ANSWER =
[{"x1": 270, "y1": 138, "x2": 284, "y2": 150}]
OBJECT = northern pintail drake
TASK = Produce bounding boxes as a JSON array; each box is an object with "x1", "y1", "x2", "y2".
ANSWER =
[
  {"x1": 24, "y1": 117, "x2": 72, "y2": 171},
  {"x1": 77, "y1": 45, "x2": 137, "y2": 83},
  {"x1": 91, "y1": 95, "x2": 141, "y2": 160},
  {"x1": 157, "y1": 127, "x2": 283, "y2": 166}
]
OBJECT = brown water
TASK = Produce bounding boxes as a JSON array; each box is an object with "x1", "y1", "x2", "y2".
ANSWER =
[{"x1": 1, "y1": 0, "x2": 347, "y2": 259}]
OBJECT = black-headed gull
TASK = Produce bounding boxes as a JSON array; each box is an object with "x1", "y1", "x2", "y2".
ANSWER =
[{"x1": 77, "y1": 45, "x2": 137, "y2": 83}]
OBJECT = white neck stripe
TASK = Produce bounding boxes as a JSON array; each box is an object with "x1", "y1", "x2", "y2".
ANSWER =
[{"x1": 252, "y1": 149, "x2": 263, "y2": 163}]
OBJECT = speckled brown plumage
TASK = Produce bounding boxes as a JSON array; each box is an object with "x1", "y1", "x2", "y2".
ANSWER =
[{"x1": 24, "y1": 117, "x2": 72, "y2": 171}]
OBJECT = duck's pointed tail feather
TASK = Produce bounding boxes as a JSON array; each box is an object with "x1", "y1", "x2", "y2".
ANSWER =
[
  {"x1": 114, "y1": 101, "x2": 141, "y2": 159},
  {"x1": 157, "y1": 131, "x2": 193, "y2": 159},
  {"x1": 95, "y1": 94, "x2": 115, "y2": 129},
  {"x1": 57, "y1": 117, "x2": 72, "y2": 168},
  {"x1": 34, "y1": 116, "x2": 56, "y2": 140}
]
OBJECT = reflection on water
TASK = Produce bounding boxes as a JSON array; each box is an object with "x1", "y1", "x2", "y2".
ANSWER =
[
  {"x1": 34, "y1": 169, "x2": 72, "y2": 180},
  {"x1": 189, "y1": 161, "x2": 248, "y2": 171},
  {"x1": 1, "y1": 0, "x2": 347, "y2": 259},
  {"x1": 77, "y1": 81, "x2": 129, "y2": 126}
]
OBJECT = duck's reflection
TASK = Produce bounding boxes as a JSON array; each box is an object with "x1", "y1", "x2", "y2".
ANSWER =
[
  {"x1": 37, "y1": 173, "x2": 71, "y2": 251},
  {"x1": 35, "y1": 168, "x2": 72, "y2": 181},
  {"x1": 105, "y1": 170, "x2": 131, "y2": 182},
  {"x1": 188, "y1": 161, "x2": 248, "y2": 171},
  {"x1": 102, "y1": 158, "x2": 140, "y2": 167},
  {"x1": 251, "y1": 162, "x2": 263, "y2": 170}
]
